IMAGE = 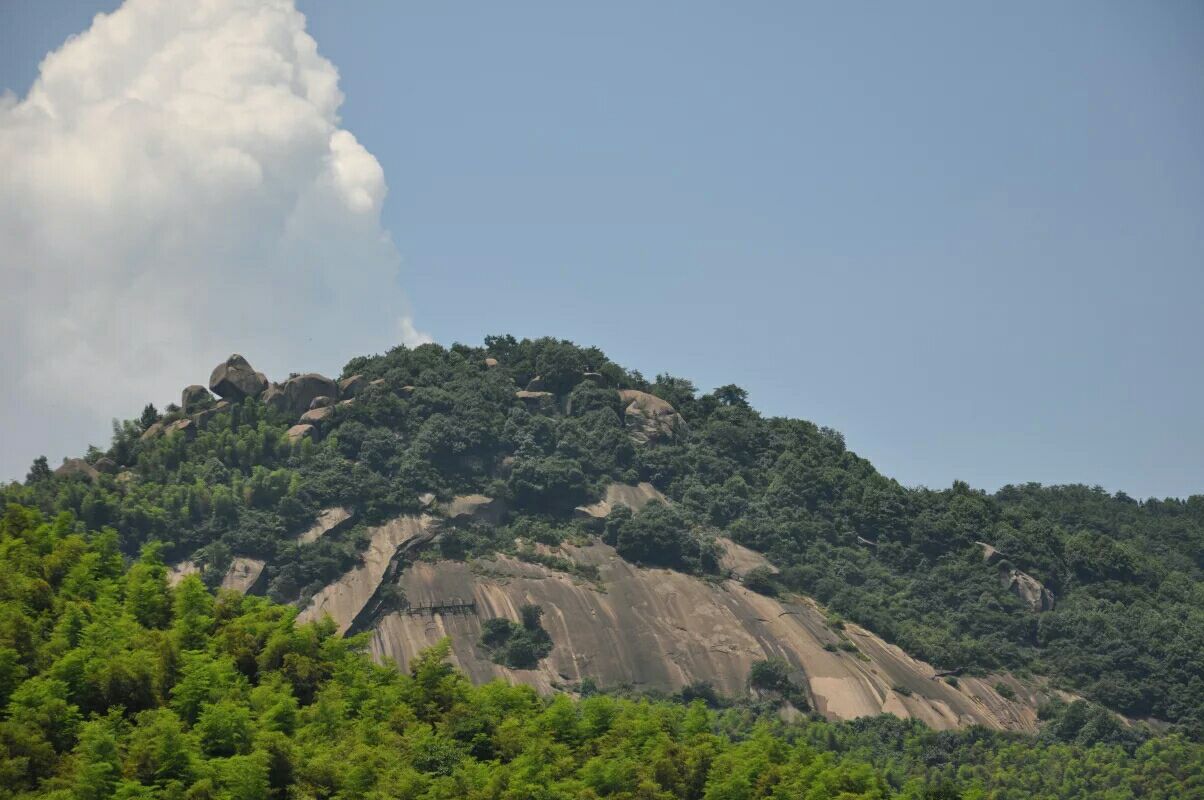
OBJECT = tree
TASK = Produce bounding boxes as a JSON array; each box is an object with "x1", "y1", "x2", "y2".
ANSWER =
[{"x1": 25, "y1": 456, "x2": 50, "y2": 484}]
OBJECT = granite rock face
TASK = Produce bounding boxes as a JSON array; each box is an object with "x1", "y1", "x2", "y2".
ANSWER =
[
  {"x1": 618, "y1": 389, "x2": 687, "y2": 444},
  {"x1": 209, "y1": 355, "x2": 268, "y2": 400}
]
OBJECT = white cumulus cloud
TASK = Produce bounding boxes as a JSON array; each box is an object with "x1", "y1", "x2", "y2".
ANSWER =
[{"x1": 0, "y1": 0, "x2": 429, "y2": 480}]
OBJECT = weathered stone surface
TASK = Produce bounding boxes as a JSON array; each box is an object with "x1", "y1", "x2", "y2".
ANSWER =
[
  {"x1": 286, "y1": 424, "x2": 315, "y2": 444},
  {"x1": 260, "y1": 384, "x2": 287, "y2": 412},
  {"x1": 209, "y1": 354, "x2": 268, "y2": 400},
  {"x1": 716, "y1": 536, "x2": 777, "y2": 578},
  {"x1": 191, "y1": 400, "x2": 230, "y2": 430},
  {"x1": 299, "y1": 406, "x2": 334, "y2": 426},
  {"x1": 446, "y1": 494, "x2": 506, "y2": 526},
  {"x1": 338, "y1": 374, "x2": 367, "y2": 397},
  {"x1": 92, "y1": 457, "x2": 118, "y2": 475},
  {"x1": 365, "y1": 541, "x2": 1041, "y2": 732},
  {"x1": 55, "y1": 458, "x2": 99, "y2": 481},
  {"x1": 618, "y1": 389, "x2": 687, "y2": 444},
  {"x1": 1002, "y1": 569, "x2": 1055, "y2": 612},
  {"x1": 281, "y1": 374, "x2": 339, "y2": 416},
  {"x1": 484, "y1": 358, "x2": 499, "y2": 368},
  {"x1": 221, "y1": 557, "x2": 267, "y2": 594},
  {"x1": 167, "y1": 418, "x2": 196, "y2": 439},
  {"x1": 167, "y1": 560, "x2": 200, "y2": 588},
  {"x1": 297, "y1": 507, "x2": 354, "y2": 545},
  {"x1": 309, "y1": 395, "x2": 335, "y2": 410},
  {"x1": 181, "y1": 384, "x2": 213, "y2": 412},
  {"x1": 298, "y1": 516, "x2": 435, "y2": 634},
  {"x1": 976, "y1": 541, "x2": 1006, "y2": 566},
  {"x1": 515, "y1": 390, "x2": 554, "y2": 409},
  {"x1": 573, "y1": 482, "x2": 667, "y2": 524},
  {"x1": 139, "y1": 421, "x2": 165, "y2": 442}
]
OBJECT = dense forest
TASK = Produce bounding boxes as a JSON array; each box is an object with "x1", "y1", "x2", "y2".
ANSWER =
[
  {"x1": 2, "y1": 335, "x2": 1203, "y2": 795},
  {"x1": 0, "y1": 503, "x2": 1200, "y2": 799}
]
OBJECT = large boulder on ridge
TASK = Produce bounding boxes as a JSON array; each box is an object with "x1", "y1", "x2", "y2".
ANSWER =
[
  {"x1": 618, "y1": 389, "x2": 687, "y2": 445},
  {"x1": 181, "y1": 385, "x2": 214, "y2": 412},
  {"x1": 280, "y1": 374, "x2": 339, "y2": 416},
  {"x1": 209, "y1": 355, "x2": 268, "y2": 401}
]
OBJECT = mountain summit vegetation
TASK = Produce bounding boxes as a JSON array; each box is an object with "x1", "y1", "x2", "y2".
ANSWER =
[{"x1": 2, "y1": 335, "x2": 1202, "y2": 798}]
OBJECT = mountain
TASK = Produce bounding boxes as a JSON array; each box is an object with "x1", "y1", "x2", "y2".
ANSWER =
[{"x1": 2, "y1": 335, "x2": 1202, "y2": 797}]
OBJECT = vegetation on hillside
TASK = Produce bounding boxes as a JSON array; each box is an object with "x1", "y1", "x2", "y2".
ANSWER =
[
  {"x1": 3, "y1": 336, "x2": 1203, "y2": 739},
  {"x1": 0, "y1": 504, "x2": 1200, "y2": 799}
]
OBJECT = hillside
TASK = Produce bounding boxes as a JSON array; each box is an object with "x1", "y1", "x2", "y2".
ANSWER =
[{"x1": 5, "y1": 336, "x2": 1203, "y2": 746}]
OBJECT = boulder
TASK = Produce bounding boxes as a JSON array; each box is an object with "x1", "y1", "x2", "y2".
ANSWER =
[
  {"x1": 369, "y1": 378, "x2": 386, "y2": 388},
  {"x1": 309, "y1": 395, "x2": 336, "y2": 410},
  {"x1": 338, "y1": 374, "x2": 367, "y2": 398},
  {"x1": 55, "y1": 458, "x2": 99, "y2": 482},
  {"x1": 209, "y1": 355, "x2": 268, "y2": 400},
  {"x1": 617, "y1": 389, "x2": 687, "y2": 445},
  {"x1": 92, "y1": 457, "x2": 118, "y2": 475},
  {"x1": 139, "y1": 421, "x2": 165, "y2": 442},
  {"x1": 300, "y1": 406, "x2": 334, "y2": 426},
  {"x1": 281, "y1": 373, "x2": 339, "y2": 416},
  {"x1": 399, "y1": 385, "x2": 416, "y2": 397},
  {"x1": 181, "y1": 384, "x2": 214, "y2": 412},
  {"x1": 976, "y1": 541, "x2": 1005, "y2": 565},
  {"x1": 167, "y1": 418, "x2": 196, "y2": 440},
  {"x1": 525, "y1": 376, "x2": 547, "y2": 392},
  {"x1": 484, "y1": 357, "x2": 499, "y2": 368},
  {"x1": 260, "y1": 384, "x2": 287, "y2": 413},
  {"x1": 1002, "y1": 568, "x2": 1055, "y2": 612},
  {"x1": 286, "y1": 424, "x2": 316, "y2": 444},
  {"x1": 515, "y1": 390, "x2": 554, "y2": 410}
]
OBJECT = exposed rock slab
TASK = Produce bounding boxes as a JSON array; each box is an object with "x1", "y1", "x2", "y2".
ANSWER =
[
  {"x1": 221, "y1": 557, "x2": 266, "y2": 594},
  {"x1": 167, "y1": 560, "x2": 199, "y2": 588},
  {"x1": 446, "y1": 495, "x2": 506, "y2": 526},
  {"x1": 574, "y1": 482, "x2": 667, "y2": 524},
  {"x1": 297, "y1": 507, "x2": 354, "y2": 545},
  {"x1": 297, "y1": 516, "x2": 434, "y2": 634},
  {"x1": 716, "y1": 537, "x2": 777, "y2": 577},
  {"x1": 368, "y1": 541, "x2": 1038, "y2": 732}
]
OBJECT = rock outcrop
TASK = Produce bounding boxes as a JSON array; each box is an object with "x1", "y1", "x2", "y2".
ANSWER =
[
  {"x1": 618, "y1": 389, "x2": 687, "y2": 444},
  {"x1": 286, "y1": 424, "x2": 315, "y2": 444},
  {"x1": 573, "y1": 482, "x2": 667, "y2": 525},
  {"x1": 338, "y1": 375, "x2": 367, "y2": 398},
  {"x1": 92, "y1": 457, "x2": 118, "y2": 475},
  {"x1": 280, "y1": 374, "x2": 339, "y2": 416},
  {"x1": 1003, "y1": 569, "x2": 1056, "y2": 612},
  {"x1": 976, "y1": 542, "x2": 1055, "y2": 612},
  {"x1": 364, "y1": 540, "x2": 1040, "y2": 732},
  {"x1": 297, "y1": 507, "x2": 354, "y2": 545},
  {"x1": 181, "y1": 384, "x2": 214, "y2": 412},
  {"x1": 55, "y1": 458, "x2": 99, "y2": 482},
  {"x1": 298, "y1": 516, "x2": 435, "y2": 634},
  {"x1": 209, "y1": 355, "x2": 268, "y2": 400},
  {"x1": 221, "y1": 557, "x2": 267, "y2": 594},
  {"x1": 446, "y1": 495, "x2": 506, "y2": 526}
]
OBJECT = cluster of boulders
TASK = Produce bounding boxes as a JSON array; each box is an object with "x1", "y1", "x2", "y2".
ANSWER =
[
  {"x1": 976, "y1": 541, "x2": 1055, "y2": 612},
  {"x1": 511, "y1": 368, "x2": 687, "y2": 445}
]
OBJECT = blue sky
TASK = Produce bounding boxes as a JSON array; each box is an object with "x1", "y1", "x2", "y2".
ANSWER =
[{"x1": 2, "y1": 1, "x2": 1202, "y2": 498}]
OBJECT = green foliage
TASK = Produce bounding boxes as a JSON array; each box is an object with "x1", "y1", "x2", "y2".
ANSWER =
[
  {"x1": 3, "y1": 334, "x2": 1204, "y2": 739},
  {"x1": 478, "y1": 604, "x2": 553, "y2": 669},
  {"x1": 0, "y1": 506, "x2": 1195, "y2": 798}
]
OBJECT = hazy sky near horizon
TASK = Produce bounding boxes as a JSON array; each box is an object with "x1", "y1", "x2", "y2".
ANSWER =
[{"x1": 2, "y1": 1, "x2": 1202, "y2": 499}]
